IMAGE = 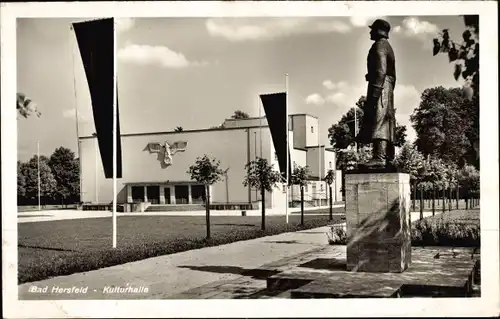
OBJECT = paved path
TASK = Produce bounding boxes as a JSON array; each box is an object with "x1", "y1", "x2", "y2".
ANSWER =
[
  {"x1": 19, "y1": 225, "x2": 336, "y2": 300},
  {"x1": 17, "y1": 205, "x2": 345, "y2": 223}
]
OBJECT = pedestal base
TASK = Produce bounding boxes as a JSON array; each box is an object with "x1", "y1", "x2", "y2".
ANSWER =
[{"x1": 345, "y1": 172, "x2": 411, "y2": 273}]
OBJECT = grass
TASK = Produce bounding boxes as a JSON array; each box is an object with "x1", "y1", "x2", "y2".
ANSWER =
[
  {"x1": 18, "y1": 213, "x2": 344, "y2": 284},
  {"x1": 327, "y1": 209, "x2": 480, "y2": 247}
]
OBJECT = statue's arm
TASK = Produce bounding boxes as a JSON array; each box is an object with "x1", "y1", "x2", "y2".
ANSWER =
[{"x1": 368, "y1": 43, "x2": 388, "y2": 102}]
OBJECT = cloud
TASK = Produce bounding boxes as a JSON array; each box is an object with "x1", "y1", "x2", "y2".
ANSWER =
[
  {"x1": 118, "y1": 44, "x2": 208, "y2": 68},
  {"x1": 306, "y1": 81, "x2": 422, "y2": 141},
  {"x1": 394, "y1": 84, "x2": 422, "y2": 142},
  {"x1": 349, "y1": 15, "x2": 387, "y2": 28},
  {"x1": 305, "y1": 93, "x2": 325, "y2": 106},
  {"x1": 392, "y1": 17, "x2": 439, "y2": 41},
  {"x1": 115, "y1": 18, "x2": 135, "y2": 33},
  {"x1": 323, "y1": 80, "x2": 348, "y2": 91},
  {"x1": 62, "y1": 109, "x2": 88, "y2": 122},
  {"x1": 205, "y1": 18, "x2": 351, "y2": 41}
]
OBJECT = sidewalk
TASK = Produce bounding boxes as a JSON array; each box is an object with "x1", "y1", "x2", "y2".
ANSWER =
[
  {"x1": 17, "y1": 205, "x2": 345, "y2": 223},
  {"x1": 18, "y1": 225, "x2": 335, "y2": 300}
]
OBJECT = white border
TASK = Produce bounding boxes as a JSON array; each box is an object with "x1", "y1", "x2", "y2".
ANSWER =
[{"x1": 2, "y1": 1, "x2": 498, "y2": 318}]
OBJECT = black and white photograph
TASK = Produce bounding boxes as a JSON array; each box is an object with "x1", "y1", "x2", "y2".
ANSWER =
[{"x1": 2, "y1": 1, "x2": 499, "y2": 318}]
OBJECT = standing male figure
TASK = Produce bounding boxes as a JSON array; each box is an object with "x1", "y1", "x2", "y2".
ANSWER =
[{"x1": 357, "y1": 19, "x2": 397, "y2": 169}]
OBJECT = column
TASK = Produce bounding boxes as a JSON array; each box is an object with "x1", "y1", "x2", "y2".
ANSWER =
[
  {"x1": 170, "y1": 186, "x2": 176, "y2": 205},
  {"x1": 188, "y1": 184, "x2": 193, "y2": 204},
  {"x1": 144, "y1": 185, "x2": 148, "y2": 203},
  {"x1": 127, "y1": 185, "x2": 132, "y2": 203},
  {"x1": 159, "y1": 186, "x2": 165, "y2": 204},
  {"x1": 345, "y1": 171, "x2": 411, "y2": 273}
]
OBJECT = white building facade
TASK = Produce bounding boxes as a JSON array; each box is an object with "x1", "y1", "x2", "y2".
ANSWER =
[{"x1": 79, "y1": 114, "x2": 342, "y2": 211}]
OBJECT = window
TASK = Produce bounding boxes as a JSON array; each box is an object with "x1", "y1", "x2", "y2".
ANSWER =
[
  {"x1": 305, "y1": 184, "x2": 308, "y2": 192},
  {"x1": 320, "y1": 184, "x2": 324, "y2": 192},
  {"x1": 311, "y1": 126, "x2": 314, "y2": 133}
]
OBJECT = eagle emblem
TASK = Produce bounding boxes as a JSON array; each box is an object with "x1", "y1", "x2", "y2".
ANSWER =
[{"x1": 147, "y1": 141, "x2": 188, "y2": 167}]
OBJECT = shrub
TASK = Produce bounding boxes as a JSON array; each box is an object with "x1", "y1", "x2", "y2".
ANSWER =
[{"x1": 327, "y1": 212, "x2": 480, "y2": 247}]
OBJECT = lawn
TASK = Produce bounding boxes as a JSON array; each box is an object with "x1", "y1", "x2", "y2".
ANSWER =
[{"x1": 18, "y1": 213, "x2": 344, "y2": 284}]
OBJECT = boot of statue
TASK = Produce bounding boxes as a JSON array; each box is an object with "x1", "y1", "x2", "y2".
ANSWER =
[{"x1": 362, "y1": 139, "x2": 388, "y2": 169}]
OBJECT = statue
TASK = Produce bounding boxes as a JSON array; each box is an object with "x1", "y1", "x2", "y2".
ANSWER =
[{"x1": 356, "y1": 19, "x2": 397, "y2": 170}]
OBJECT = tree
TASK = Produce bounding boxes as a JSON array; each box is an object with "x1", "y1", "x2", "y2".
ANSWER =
[
  {"x1": 187, "y1": 155, "x2": 224, "y2": 239},
  {"x1": 20, "y1": 155, "x2": 57, "y2": 205},
  {"x1": 17, "y1": 93, "x2": 41, "y2": 118},
  {"x1": 433, "y1": 16, "x2": 479, "y2": 165},
  {"x1": 324, "y1": 169, "x2": 336, "y2": 220},
  {"x1": 174, "y1": 126, "x2": 184, "y2": 132},
  {"x1": 410, "y1": 86, "x2": 477, "y2": 168},
  {"x1": 328, "y1": 96, "x2": 407, "y2": 150},
  {"x1": 458, "y1": 164, "x2": 480, "y2": 209},
  {"x1": 423, "y1": 155, "x2": 449, "y2": 215},
  {"x1": 48, "y1": 147, "x2": 80, "y2": 205},
  {"x1": 17, "y1": 161, "x2": 26, "y2": 198},
  {"x1": 393, "y1": 143, "x2": 427, "y2": 216},
  {"x1": 243, "y1": 157, "x2": 283, "y2": 230},
  {"x1": 290, "y1": 164, "x2": 311, "y2": 225},
  {"x1": 432, "y1": 15, "x2": 479, "y2": 99},
  {"x1": 231, "y1": 110, "x2": 250, "y2": 119}
]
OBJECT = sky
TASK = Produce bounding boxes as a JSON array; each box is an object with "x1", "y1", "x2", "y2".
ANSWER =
[{"x1": 17, "y1": 15, "x2": 466, "y2": 161}]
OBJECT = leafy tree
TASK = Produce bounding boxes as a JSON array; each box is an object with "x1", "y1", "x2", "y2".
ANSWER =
[
  {"x1": 187, "y1": 155, "x2": 224, "y2": 239},
  {"x1": 231, "y1": 110, "x2": 250, "y2": 119},
  {"x1": 410, "y1": 86, "x2": 477, "y2": 168},
  {"x1": 17, "y1": 161, "x2": 26, "y2": 198},
  {"x1": 174, "y1": 126, "x2": 184, "y2": 132},
  {"x1": 20, "y1": 155, "x2": 57, "y2": 204},
  {"x1": 432, "y1": 16, "x2": 479, "y2": 166},
  {"x1": 243, "y1": 157, "x2": 283, "y2": 230},
  {"x1": 335, "y1": 146, "x2": 371, "y2": 171},
  {"x1": 458, "y1": 164, "x2": 480, "y2": 208},
  {"x1": 324, "y1": 169, "x2": 336, "y2": 220},
  {"x1": 17, "y1": 93, "x2": 41, "y2": 118},
  {"x1": 432, "y1": 15, "x2": 479, "y2": 99},
  {"x1": 393, "y1": 143, "x2": 428, "y2": 216},
  {"x1": 48, "y1": 147, "x2": 80, "y2": 205},
  {"x1": 290, "y1": 164, "x2": 311, "y2": 225},
  {"x1": 328, "y1": 96, "x2": 407, "y2": 150}
]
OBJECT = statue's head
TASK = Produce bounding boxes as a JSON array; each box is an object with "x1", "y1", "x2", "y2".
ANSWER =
[{"x1": 369, "y1": 19, "x2": 391, "y2": 40}]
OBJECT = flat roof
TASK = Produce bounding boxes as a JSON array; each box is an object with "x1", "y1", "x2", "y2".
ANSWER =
[{"x1": 79, "y1": 125, "x2": 269, "y2": 140}]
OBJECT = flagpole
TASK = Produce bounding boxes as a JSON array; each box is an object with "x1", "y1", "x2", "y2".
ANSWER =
[
  {"x1": 318, "y1": 120, "x2": 321, "y2": 207},
  {"x1": 37, "y1": 140, "x2": 41, "y2": 211},
  {"x1": 354, "y1": 106, "x2": 358, "y2": 153},
  {"x1": 112, "y1": 19, "x2": 118, "y2": 249},
  {"x1": 259, "y1": 97, "x2": 263, "y2": 158},
  {"x1": 70, "y1": 25, "x2": 83, "y2": 207},
  {"x1": 285, "y1": 73, "x2": 289, "y2": 224},
  {"x1": 95, "y1": 138, "x2": 99, "y2": 203}
]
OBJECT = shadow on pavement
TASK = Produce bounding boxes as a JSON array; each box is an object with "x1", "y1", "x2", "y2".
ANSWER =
[
  {"x1": 299, "y1": 258, "x2": 347, "y2": 271},
  {"x1": 178, "y1": 265, "x2": 280, "y2": 280}
]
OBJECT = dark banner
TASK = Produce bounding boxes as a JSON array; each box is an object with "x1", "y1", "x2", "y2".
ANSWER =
[
  {"x1": 72, "y1": 18, "x2": 122, "y2": 179},
  {"x1": 260, "y1": 92, "x2": 291, "y2": 179}
]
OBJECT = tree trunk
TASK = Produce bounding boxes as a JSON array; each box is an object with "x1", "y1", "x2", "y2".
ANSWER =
[
  {"x1": 300, "y1": 186, "x2": 304, "y2": 226},
  {"x1": 442, "y1": 188, "x2": 445, "y2": 213},
  {"x1": 419, "y1": 186, "x2": 424, "y2": 220},
  {"x1": 261, "y1": 187, "x2": 266, "y2": 231},
  {"x1": 205, "y1": 185, "x2": 211, "y2": 239},
  {"x1": 432, "y1": 186, "x2": 435, "y2": 216},
  {"x1": 448, "y1": 187, "x2": 452, "y2": 211},
  {"x1": 465, "y1": 196, "x2": 469, "y2": 210},
  {"x1": 412, "y1": 182, "x2": 416, "y2": 211},
  {"x1": 329, "y1": 186, "x2": 333, "y2": 221},
  {"x1": 456, "y1": 184, "x2": 459, "y2": 210}
]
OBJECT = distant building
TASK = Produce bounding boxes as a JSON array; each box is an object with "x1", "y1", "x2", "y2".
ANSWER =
[{"x1": 79, "y1": 114, "x2": 342, "y2": 211}]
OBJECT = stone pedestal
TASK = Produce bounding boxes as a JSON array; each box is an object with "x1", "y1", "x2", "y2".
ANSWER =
[{"x1": 345, "y1": 171, "x2": 411, "y2": 273}]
